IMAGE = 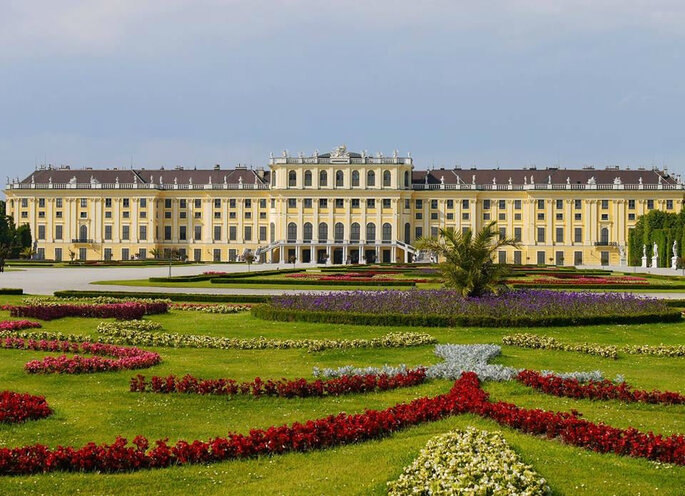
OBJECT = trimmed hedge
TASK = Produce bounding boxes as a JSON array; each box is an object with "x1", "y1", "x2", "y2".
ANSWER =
[
  {"x1": 53, "y1": 290, "x2": 270, "y2": 304},
  {"x1": 0, "y1": 288, "x2": 23, "y2": 295},
  {"x1": 510, "y1": 283, "x2": 685, "y2": 290},
  {"x1": 210, "y1": 278, "x2": 416, "y2": 287},
  {"x1": 251, "y1": 305, "x2": 682, "y2": 328},
  {"x1": 664, "y1": 299, "x2": 685, "y2": 307},
  {"x1": 149, "y1": 268, "x2": 302, "y2": 283}
]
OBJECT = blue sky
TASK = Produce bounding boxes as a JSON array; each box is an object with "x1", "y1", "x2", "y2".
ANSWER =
[{"x1": 2, "y1": 0, "x2": 685, "y2": 182}]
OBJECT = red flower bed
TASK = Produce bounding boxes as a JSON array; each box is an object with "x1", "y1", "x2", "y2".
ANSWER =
[
  {"x1": 0, "y1": 337, "x2": 161, "y2": 374},
  {"x1": 129, "y1": 369, "x2": 426, "y2": 398},
  {"x1": 0, "y1": 372, "x2": 682, "y2": 475},
  {"x1": 516, "y1": 370, "x2": 685, "y2": 405},
  {"x1": 0, "y1": 391, "x2": 52, "y2": 424},
  {"x1": 3, "y1": 302, "x2": 168, "y2": 321},
  {"x1": 0, "y1": 320, "x2": 42, "y2": 331},
  {"x1": 284, "y1": 272, "x2": 429, "y2": 283},
  {"x1": 509, "y1": 277, "x2": 648, "y2": 286}
]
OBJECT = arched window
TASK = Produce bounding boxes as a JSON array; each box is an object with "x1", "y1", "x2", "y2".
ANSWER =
[
  {"x1": 288, "y1": 170, "x2": 297, "y2": 187},
  {"x1": 366, "y1": 223, "x2": 376, "y2": 243},
  {"x1": 600, "y1": 228, "x2": 609, "y2": 244},
  {"x1": 270, "y1": 222, "x2": 275, "y2": 243},
  {"x1": 319, "y1": 170, "x2": 328, "y2": 187},
  {"x1": 351, "y1": 170, "x2": 360, "y2": 187},
  {"x1": 304, "y1": 170, "x2": 312, "y2": 187},
  {"x1": 367, "y1": 170, "x2": 375, "y2": 187},
  {"x1": 383, "y1": 170, "x2": 391, "y2": 187},
  {"x1": 334, "y1": 222, "x2": 344, "y2": 243},
  {"x1": 318, "y1": 222, "x2": 328, "y2": 243},
  {"x1": 287, "y1": 223, "x2": 297, "y2": 243},
  {"x1": 79, "y1": 225, "x2": 88, "y2": 242},
  {"x1": 404, "y1": 171, "x2": 410, "y2": 188},
  {"x1": 404, "y1": 223, "x2": 411, "y2": 243},
  {"x1": 382, "y1": 223, "x2": 392, "y2": 243},
  {"x1": 303, "y1": 222, "x2": 313, "y2": 243},
  {"x1": 335, "y1": 170, "x2": 344, "y2": 187},
  {"x1": 271, "y1": 170, "x2": 276, "y2": 186},
  {"x1": 350, "y1": 222, "x2": 360, "y2": 242}
]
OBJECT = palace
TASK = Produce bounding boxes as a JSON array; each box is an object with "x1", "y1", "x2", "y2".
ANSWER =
[{"x1": 5, "y1": 146, "x2": 684, "y2": 266}]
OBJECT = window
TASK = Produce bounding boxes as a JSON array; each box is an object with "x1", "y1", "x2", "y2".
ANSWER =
[
  {"x1": 628, "y1": 200, "x2": 635, "y2": 209},
  {"x1": 287, "y1": 223, "x2": 297, "y2": 242},
  {"x1": 335, "y1": 170, "x2": 344, "y2": 187},
  {"x1": 383, "y1": 170, "x2": 391, "y2": 187},
  {"x1": 271, "y1": 170, "x2": 276, "y2": 186},
  {"x1": 139, "y1": 225, "x2": 147, "y2": 240},
  {"x1": 628, "y1": 213, "x2": 636, "y2": 221},
  {"x1": 537, "y1": 213, "x2": 544, "y2": 220},
  {"x1": 366, "y1": 223, "x2": 376, "y2": 242},
  {"x1": 514, "y1": 227, "x2": 522, "y2": 242},
  {"x1": 351, "y1": 170, "x2": 360, "y2": 187},
  {"x1": 288, "y1": 170, "x2": 297, "y2": 187},
  {"x1": 537, "y1": 251, "x2": 546, "y2": 265},
  {"x1": 104, "y1": 248, "x2": 112, "y2": 261},
  {"x1": 574, "y1": 199, "x2": 582, "y2": 209},
  {"x1": 383, "y1": 199, "x2": 391, "y2": 209},
  {"x1": 447, "y1": 200, "x2": 454, "y2": 209},
  {"x1": 334, "y1": 222, "x2": 344, "y2": 243},
  {"x1": 54, "y1": 248, "x2": 62, "y2": 262},
  {"x1": 514, "y1": 200, "x2": 521, "y2": 210},
  {"x1": 601, "y1": 200, "x2": 609, "y2": 209},
  {"x1": 350, "y1": 222, "x2": 360, "y2": 242},
  {"x1": 351, "y1": 199, "x2": 360, "y2": 208},
  {"x1": 214, "y1": 199, "x2": 221, "y2": 208},
  {"x1": 537, "y1": 199, "x2": 545, "y2": 209},
  {"x1": 56, "y1": 211, "x2": 63, "y2": 218},
  {"x1": 319, "y1": 170, "x2": 328, "y2": 186},
  {"x1": 514, "y1": 251, "x2": 522, "y2": 264},
  {"x1": 214, "y1": 226, "x2": 222, "y2": 241},
  {"x1": 164, "y1": 199, "x2": 171, "y2": 208},
  {"x1": 194, "y1": 199, "x2": 201, "y2": 208},
  {"x1": 229, "y1": 199, "x2": 236, "y2": 208},
  {"x1": 498, "y1": 251, "x2": 506, "y2": 264},
  {"x1": 245, "y1": 199, "x2": 252, "y2": 208},
  {"x1": 304, "y1": 198, "x2": 313, "y2": 208},
  {"x1": 416, "y1": 212, "x2": 423, "y2": 219},
  {"x1": 164, "y1": 226, "x2": 172, "y2": 240},
  {"x1": 179, "y1": 226, "x2": 187, "y2": 241},
  {"x1": 288, "y1": 198, "x2": 297, "y2": 208},
  {"x1": 556, "y1": 199, "x2": 563, "y2": 209},
  {"x1": 431, "y1": 212, "x2": 438, "y2": 220},
  {"x1": 498, "y1": 200, "x2": 506, "y2": 209},
  {"x1": 194, "y1": 226, "x2": 202, "y2": 241},
  {"x1": 667, "y1": 200, "x2": 674, "y2": 209},
  {"x1": 259, "y1": 226, "x2": 267, "y2": 241},
  {"x1": 38, "y1": 211, "x2": 45, "y2": 218},
  {"x1": 574, "y1": 251, "x2": 583, "y2": 265},
  {"x1": 140, "y1": 198, "x2": 147, "y2": 208},
  {"x1": 333, "y1": 198, "x2": 343, "y2": 209},
  {"x1": 55, "y1": 225, "x2": 63, "y2": 240},
  {"x1": 498, "y1": 227, "x2": 506, "y2": 240},
  {"x1": 229, "y1": 212, "x2": 235, "y2": 219},
  {"x1": 79, "y1": 225, "x2": 88, "y2": 241},
  {"x1": 555, "y1": 227, "x2": 564, "y2": 243},
  {"x1": 122, "y1": 211, "x2": 130, "y2": 219},
  {"x1": 319, "y1": 199, "x2": 328, "y2": 208},
  {"x1": 537, "y1": 227, "x2": 545, "y2": 243},
  {"x1": 213, "y1": 249, "x2": 221, "y2": 262},
  {"x1": 38, "y1": 225, "x2": 45, "y2": 240},
  {"x1": 367, "y1": 199, "x2": 376, "y2": 208},
  {"x1": 21, "y1": 198, "x2": 28, "y2": 208},
  {"x1": 382, "y1": 223, "x2": 392, "y2": 243},
  {"x1": 483, "y1": 199, "x2": 491, "y2": 210},
  {"x1": 462, "y1": 212, "x2": 469, "y2": 220},
  {"x1": 123, "y1": 198, "x2": 130, "y2": 208},
  {"x1": 556, "y1": 213, "x2": 563, "y2": 220},
  {"x1": 574, "y1": 213, "x2": 582, "y2": 221},
  {"x1": 79, "y1": 248, "x2": 87, "y2": 261},
  {"x1": 367, "y1": 170, "x2": 375, "y2": 186},
  {"x1": 56, "y1": 198, "x2": 63, "y2": 208},
  {"x1": 138, "y1": 249, "x2": 146, "y2": 260},
  {"x1": 574, "y1": 227, "x2": 582, "y2": 243},
  {"x1": 38, "y1": 198, "x2": 45, "y2": 208},
  {"x1": 499, "y1": 213, "x2": 506, "y2": 221},
  {"x1": 122, "y1": 226, "x2": 130, "y2": 241},
  {"x1": 244, "y1": 226, "x2": 252, "y2": 241},
  {"x1": 80, "y1": 198, "x2": 87, "y2": 208},
  {"x1": 601, "y1": 214, "x2": 608, "y2": 221},
  {"x1": 121, "y1": 248, "x2": 129, "y2": 261},
  {"x1": 415, "y1": 226, "x2": 423, "y2": 239},
  {"x1": 304, "y1": 170, "x2": 312, "y2": 186},
  {"x1": 229, "y1": 226, "x2": 237, "y2": 241},
  {"x1": 260, "y1": 199, "x2": 266, "y2": 208},
  {"x1": 214, "y1": 211, "x2": 220, "y2": 219},
  {"x1": 140, "y1": 211, "x2": 147, "y2": 219},
  {"x1": 555, "y1": 251, "x2": 564, "y2": 266},
  {"x1": 229, "y1": 249, "x2": 237, "y2": 262},
  {"x1": 431, "y1": 226, "x2": 438, "y2": 238},
  {"x1": 404, "y1": 170, "x2": 410, "y2": 188},
  {"x1": 462, "y1": 199, "x2": 469, "y2": 209},
  {"x1": 416, "y1": 199, "x2": 423, "y2": 209},
  {"x1": 431, "y1": 199, "x2": 438, "y2": 209},
  {"x1": 405, "y1": 199, "x2": 410, "y2": 209},
  {"x1": 303, "y1": 223, "x2": 313, "y2": 242},
  {"x1": 194, "y1": 211, "x2": 202, "y2": 219},
  {"x1": 180, "y1": 199, "x2": 187, "y2": 209},
  {"x1": 483, "y1": 213, "x2": 491, "y2": 220},
  {"x1": 318, "y1": 222, "x2": 328, "y2": 242}
]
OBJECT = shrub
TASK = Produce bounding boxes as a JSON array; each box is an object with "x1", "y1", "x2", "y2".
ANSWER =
[
  {"x1": 53, "y1": 290, "x2": 270, "y2": 304},
  {"x1": 4, "y1": 302, "x2": 167, "y2": 320},
  {"x1": 0, "y1": 288, "x2": 23, "y2": 295}
]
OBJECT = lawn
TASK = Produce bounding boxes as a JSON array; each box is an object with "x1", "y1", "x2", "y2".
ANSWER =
[{"x1": 0, "y1": 296, "x2": 683, "y2": 495}]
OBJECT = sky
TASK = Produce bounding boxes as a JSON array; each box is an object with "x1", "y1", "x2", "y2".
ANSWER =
[{"x1": 2, "y1": 0, "x2": 685, "y2": 184}]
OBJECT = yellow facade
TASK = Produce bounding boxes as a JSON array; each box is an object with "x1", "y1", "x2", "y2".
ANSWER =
[{"x1": 5, "y1": 147, "x2": 684, "y2": 266}]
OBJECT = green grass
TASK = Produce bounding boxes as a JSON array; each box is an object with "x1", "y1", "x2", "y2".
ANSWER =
[
  {"x1": 0, "y1": 297, "x2": 683, "y2": 495},
  {"x1": 93, "y1": 278, "x2": 444, "y2": 290}
]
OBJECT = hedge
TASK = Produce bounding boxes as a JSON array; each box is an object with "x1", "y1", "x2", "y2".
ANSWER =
[
  {"x1": 0, "y1": 288, "x2": 23, "y2": 295},
  {"x1": 510, "y1": 283, "x2": 685, "y2": 290},
  {"x1": 251, "y1": 305, "x2": 682, "y2": 328},
  {"x1": 53, "y1": 290, "x2": 270, "y2": 303},
  {"x1": 210, "y1": 278, "x2": 416, "y2": 287},
  {"x1": 149, "y1": 268, "x2": 302, "y2": 283}
]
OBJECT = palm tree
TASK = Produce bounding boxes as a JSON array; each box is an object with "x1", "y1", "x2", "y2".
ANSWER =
[{"x1": 416, "y1": 222, "x2": 519, "y2": 297}]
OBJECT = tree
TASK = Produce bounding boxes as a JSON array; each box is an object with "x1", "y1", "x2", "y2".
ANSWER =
[
  {"x1": 68, "y1": 249, "x2": 76, "y2": 262},
  {"x1": 244, "y1": 251, "x2": 255, "y2": 272},
  {"x1": 150, "y1": 248, "x2": 161, "y2": 260},
  {"x1": 289, "y1": 254, "x2": 297, "y2": 268},
  {"x1": 0, "y1": 244, "x2": 10, "y2": 272},
  {"x1": 20, "y1": 247, "x2": 36, "y2": 260},
  {"x1": 416, "y1": 222, "x2": 519, "y2": 297},
  {"x1": 0, "y1": 200, "x2": 32, "y2": 261}
]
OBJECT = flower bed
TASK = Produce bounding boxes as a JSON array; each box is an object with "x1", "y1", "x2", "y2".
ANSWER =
[
  {"x1": 508, "y1": 276, "x2": 649, "y2": 285},
  {"x1": 4, "y1": 302, "x2": 168, "y2": 321},
  {"x1": 54, "y1": 290, "x2": 271, "y2": 304},
  {"x1": 0, "y1": 391, "x2": 52, "y2": 424},
  {"x1": 517, "y1": 370, "x2": 685, "y2": 405},
  {"x1": 0, "y1": 337, "x2": 161, "y2": 374},
  {"x1": 96, "y1": 327, "x2": 436, "y2": 352},
  {"x1": 96, "y1": 321, "x2": 163, "y2": 334},
  {"x1": 130, "y1": 369, "x2": 426, "y2": 398},
  {"x1": 387, "y1": 427, "x2": 550, "y2": 495},
  {"x1": 256, "y1": 290, "x2": 679, "y2": 327},
  {"x1": 170, "y1": 303, "x2": 251, "y2": 313},
  {"x1": 0, "y1": 320, "x2": 42, "y2": 331},
  {"x1": 504, "y1": 333, "x2": 685, "y2": 358},
  {"x1": 1, "y1": 372, "x2": 682, "y2": 475}
]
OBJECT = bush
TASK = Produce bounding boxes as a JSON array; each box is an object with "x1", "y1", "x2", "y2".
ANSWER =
[
  {"x1": 210, "y1": 278, "x2": 416, "y2": 287},
  {"x1": 53, "y1": 290, "x2": 270, "y2": 304},
  {"x1": 0, "y1": 288, "x2": 23, "y2": 295},
  {"x1": 4, "y1": 302, "x2": 166, "y2": 321},
  {"x1": 149, "y1": 268, "x2": 302, "y2": 283}
]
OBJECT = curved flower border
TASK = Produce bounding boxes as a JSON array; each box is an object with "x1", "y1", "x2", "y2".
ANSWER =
[{"x1": 0, "y1": 391, "x2": 52, "y2": 424}]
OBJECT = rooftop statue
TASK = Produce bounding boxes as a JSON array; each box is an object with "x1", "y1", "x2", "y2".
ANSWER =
[{"x1": 331, "y1": 145, "x2": 349, "y2": 158}]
